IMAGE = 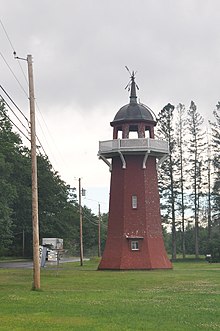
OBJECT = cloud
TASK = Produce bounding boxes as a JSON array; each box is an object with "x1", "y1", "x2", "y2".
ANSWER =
[{"x1": 1, "y1": 0, "x2": 220, "y2": 211}]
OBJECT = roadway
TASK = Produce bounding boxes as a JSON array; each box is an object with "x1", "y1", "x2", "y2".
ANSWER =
[{"x1": 0, "y1": 257, "x2": 83, "y2": 269}]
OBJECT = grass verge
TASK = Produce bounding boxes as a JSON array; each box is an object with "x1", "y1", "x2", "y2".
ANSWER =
[{"x1": 0, "y1": 258, "x2": 220, "y2": 330}]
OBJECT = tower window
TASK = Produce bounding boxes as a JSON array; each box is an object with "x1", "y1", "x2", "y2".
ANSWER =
[
  {"x1": 132, "y1": 195, "x2": 137, "y2": 209},
  {"x1": 129, "y1": 131, "x2": 138, "y2": 139},
  {"x1": 145, "y1": 129, "x2": 150, "y2": 138},
  {"x1": 117, "y1": 129, "x2": 122, "y2": 139},
  {"x1": 131, "y1": 240, "x2": 139, "y2": 251}
]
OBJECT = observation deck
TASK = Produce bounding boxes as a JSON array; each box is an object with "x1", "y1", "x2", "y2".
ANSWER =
[{"x1": 98, "y1": 138, "x2": 169, "y2": 169}]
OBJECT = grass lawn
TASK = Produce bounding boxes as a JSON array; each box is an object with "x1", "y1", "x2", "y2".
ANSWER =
[{"x1": 0, "y1": 258, "x2": 220, "y2": 331}]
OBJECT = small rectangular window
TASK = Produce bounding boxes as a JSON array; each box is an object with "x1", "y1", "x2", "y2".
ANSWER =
[
  {"x1": 131, "y1": 240, "x2": 139, "y2": 251},
  {"x1": 132, "y1": 195, "x2": 137, "y2": 209}
]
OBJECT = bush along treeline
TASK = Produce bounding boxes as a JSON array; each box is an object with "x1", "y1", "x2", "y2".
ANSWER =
[
  {"x1": 0, "y1": 99, "x2": 107, "y2": 257},
  {"x1": 157, "y1": 101, "x2": 220, "y2": 261}
]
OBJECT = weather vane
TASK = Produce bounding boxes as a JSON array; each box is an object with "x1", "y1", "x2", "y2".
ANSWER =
[{"x1": 124, "y1": 66, "x2": 139, "y2": 92}]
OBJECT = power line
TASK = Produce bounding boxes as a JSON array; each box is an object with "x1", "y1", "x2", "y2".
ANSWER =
[
  {"x1": 0, "y1": 51, "x2": 28, "y2": 97},
  {"x1": 0, "y1": 19, "x2": 49, "y2": 156},
  {"x1": 84, "y1": 196, "x2": 108, "y2": 206},
  {"x1": 35, "y1": 100, "x2": 71, "y2": 171},
  {"x1": 36, "y1": 135, "x2": 48, "y2": 157},
  {"x1": 8, "y1": 83, "x2": 63, "y2": 167},
  {"x1": 82, "y1": 208, "x2": 107, "y2": 228},
  {"x1": 82, "y1": 211, "x2": 107, "y2": 229},
  {"x1": 1, "y1": 109, "x2": 30, "y2": 142},
  {"x1": 0, "y1": 94, "x2": 29, "y2": 134},
  {"x1": 0, "y1": 18, "x2": 14, "y2": 51},
  {"x1": 1, "y1": 86, "x2": 60, "y2": 175},
  {"x1": 0, "y1": 18, "x2": 71, "y2": 179},
  {"x1": 0, "y1": 19, "x2": 48, "y2": 158},
  {"x1": 0, "y1": 87, "x2": 51, "y2": 161},
  {"x1": 16, "y1": 57, "x2": 29, "y2": 86},
  {"x1": 0, "y1": 85, "x2": 51, "y2": 158},
  {"x1": 63, "y1": 195, "x2": 106, "y2": 228},
  {"x1": 83, "y1": 213, "x2": 99, "y2": 226},
  {"x1": 0, "y1": 20, "x2": 75, "y2": 183},
  {"x1": 0, "y1": 85, "x2": 29, "y2": 122},
  {"x1": 0, "y1": 18, "x2": 28, "y2": 86}
]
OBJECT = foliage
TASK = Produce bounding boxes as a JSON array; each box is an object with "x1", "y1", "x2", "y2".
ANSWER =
[
  {"x1": 186, "y1": 101, "x2": 205, "y2": 257},
  {"x1": 157, "y1": 103, "x2": 178, "y2": 259},
  {"x1": 157, "y1": 99, "x2": 220, "y2": 259},
  {"x1": 175, "y1": 103, "x2": 188, "y2": 258},
  {"x1": 210, "y1": 102, "x2": 220, "y2": 224},
  {"x1": 1, "y1": 93, "x2": 220, "y2": 261},
  {"x1": 0, "y1": 100, "x2": 20, "y2": 254},
  {"x1": 0, "y1": 99, "x2": 100, "y2": 258}
]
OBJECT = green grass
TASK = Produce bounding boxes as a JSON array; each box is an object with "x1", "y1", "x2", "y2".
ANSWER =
[{"x1": 0, "y1": 258, "x2": 220, "y2": 330}]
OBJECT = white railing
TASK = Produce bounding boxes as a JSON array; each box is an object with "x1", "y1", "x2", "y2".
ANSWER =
[{"x1": 99, "y1": 138, "x2": 169, "y2": 154}]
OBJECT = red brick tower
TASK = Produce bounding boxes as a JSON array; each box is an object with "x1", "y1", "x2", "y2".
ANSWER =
[{"x1": 98, "y1": 73, "x2": 172, "y2": 270}]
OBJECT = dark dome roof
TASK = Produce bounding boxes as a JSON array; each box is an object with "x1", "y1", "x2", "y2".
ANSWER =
[
  {"x1": 111, "y1": 72, "x2": 156, "y2": 126},
  {"x1": 111, "y1": 102, "x2": 155, "y2": 125}
]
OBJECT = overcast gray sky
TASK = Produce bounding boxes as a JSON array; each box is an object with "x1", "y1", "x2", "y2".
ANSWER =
[{"x1": 1, "y1": 0, "x2": 220, "y2": 213}]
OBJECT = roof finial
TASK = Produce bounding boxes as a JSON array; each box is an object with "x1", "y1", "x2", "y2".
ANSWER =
[{"x1": 125, "y1": 66, "x2": 139, "y2": 104}]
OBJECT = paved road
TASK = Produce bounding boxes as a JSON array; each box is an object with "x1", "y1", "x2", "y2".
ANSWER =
[{"x1": 0, "y1": 257, "x2": 84, "y2": 269}]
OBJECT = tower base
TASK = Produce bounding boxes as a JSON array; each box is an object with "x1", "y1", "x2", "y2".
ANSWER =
[
  {"x1": 98, "y1": 155, "x2": 172, "y2": 271},
  {"x1": 98, "y1": 236, "x2": 172, "y2": 270}
]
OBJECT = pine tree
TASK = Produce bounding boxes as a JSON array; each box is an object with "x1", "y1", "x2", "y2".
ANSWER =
[
  {"x1": 175, "y1": 103, "x2": 188, "y2": 258},
  {"x1": 203, "y1": 130, "x2": 212, "y2": 240},
  {"x1": 186, "y1": 101, "x2": 204, "y2": 258},
  {"x1": 157, "y1": 103, "x2": 178, "y2": 260},
  {"x1": 210, "y1": 102, "x2": 220, "y2": 227}
]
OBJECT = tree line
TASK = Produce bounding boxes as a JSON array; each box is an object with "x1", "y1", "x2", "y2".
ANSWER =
[
  {"x1": 157, "y1": 101, "x2": 220, "y2": 261},
  {"x1": 0, "y1": 99, "x2": 107, "y2": 257},
  {"x1": 1, "y1": 96, "x2": 220, "y2": 261}
]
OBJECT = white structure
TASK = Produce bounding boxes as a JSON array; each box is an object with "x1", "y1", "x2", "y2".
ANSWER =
[{"x1": 42, "y1": 238, "x2": 63, "y2": 250}]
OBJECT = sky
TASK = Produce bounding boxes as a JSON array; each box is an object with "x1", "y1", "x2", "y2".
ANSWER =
[{"x1": 1, "y1": 0, "x2": 220, "y2": 213}]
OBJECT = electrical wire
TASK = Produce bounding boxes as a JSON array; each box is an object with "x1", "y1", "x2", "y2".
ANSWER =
[
  {"x1": 1, "y1": 18, "x2": 73, "y2": 180},
  {"x1": 0, "y1": 51, "x2": 28, "y2": 97},
  {"x1": 0, "y1": 85, "x2": 29, "y2": 122},
  {"x1": 0, "y1": 18, "x2": 28, "y2": 86},
  {"x1": 36, "y1": 135, "x2": 48, "y2": 157},
  {"x1": 0, "y1": 18, "x2": 14, "y2": 51},
  {"x1": 83, "y1": 216, "x2": 99, "y2": 227},
  {"x1": 84, "y1": 196, "x2": 108, "y2": 206},
  {"x1": 16, "y1": 57, "x2": 29, "y2": 86},
  {"x1": 0, "y1": 95, "x2": 29, "y2": 134},
  {"x1": 0, "y1": 19, "x2": 53, "y2": 162},
  {"x1": 1, "y1": 110, "x2": 30, "y2": 142},
  {"x1": 34, "y1": 108, "x2": 61, "y2": 166},
  {"x1": 83, "y1": 212, "x2": 99, "y2": 224},
  {"x1": 0, "y1": 19, "x2": 89, "y2": 203},
  {"x1": 35, "y1": 100, "x2": 71, "y2": 171},
  {"x1": 82, "y1": 207, "x2": 107, "y2": 228},
  {"x1": 83, "y1": 213, "x2": 107, "y2": 229},
  {"x1": 63, "y1": 195, "x2": 106, "y2": 228},
  {"x1": 0, "y1": 85, "x2": 52, "y2": 160}
]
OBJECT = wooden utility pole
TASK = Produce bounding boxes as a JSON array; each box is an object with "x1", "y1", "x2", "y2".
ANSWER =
[
  {"x1": 207, "y1": 131, "x2": 212, "y2": 240},
  {"x1": 98, "y1": 203, "x2": 101, "y2": 257},
  {"x1": 22, "y1": 229, "x2": 25, "y2": 257},
  {"x1": 79, "y1": 178, "x2": 83, "y2": 266},
  {"x1": 27, "y1": 54, "x2": 40, "y2": 290}
]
